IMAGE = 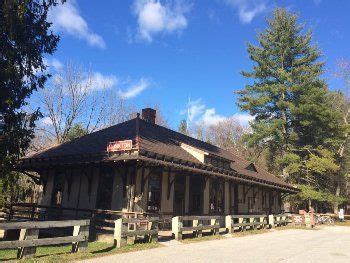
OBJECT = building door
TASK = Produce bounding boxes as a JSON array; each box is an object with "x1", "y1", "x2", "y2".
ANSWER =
[
  {"x1": 174, "y1": 175, "x2": 186, "y2": 215},
  {"x1": 96, "y1": 173, "x2": 114, "y2": 210},
  {"x1": 189, "y1": 176, "x2": 203, "y2": 215}
]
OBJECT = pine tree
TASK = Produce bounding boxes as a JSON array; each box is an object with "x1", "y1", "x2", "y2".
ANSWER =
[
  {"x1": 178, "y1": 119, "x2": 189, "y2": 135},
  {"x1": 0, "y1": 0, "x2": 61, "y2": 203},
  {"x1": 237, "y1": 8, "x2": 346, "y2": 210}
]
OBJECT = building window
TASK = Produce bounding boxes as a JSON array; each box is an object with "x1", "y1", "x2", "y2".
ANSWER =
[
  {"x1": 209, "y1": 179, "x2": 224, "y2": 214},
  {"x1": 205, "y1": 155, "x2": 231, "y2": 170},
  {"x1": 148, "y1": 171, "x2": 161, "y2": 212}
]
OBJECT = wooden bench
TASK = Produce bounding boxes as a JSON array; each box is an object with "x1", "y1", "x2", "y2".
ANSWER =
[
  {"x1": 225, "y1": 215, "x2": 267, "y2": 233},
  {"x1": 114, "y1": 217, "x2": 159, "y2": 248},
  {"x1": 172, "y1": 216, "x2": 221, "y2": 240},
  {"x1": 0, "y1": 219, "x2": 89, "y2": 259}
]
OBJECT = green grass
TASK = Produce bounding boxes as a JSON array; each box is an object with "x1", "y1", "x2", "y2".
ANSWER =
[{"x1": 0, "y1": 241, "x2": 160, "y2": 262}]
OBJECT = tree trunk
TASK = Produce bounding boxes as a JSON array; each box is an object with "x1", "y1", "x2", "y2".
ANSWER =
[
  {"x1": 333, "y1": 183, "x2": 341, "y2": 214},
  {"x1": 308, "y1": 199, "x2": 312, "y2": 212}
]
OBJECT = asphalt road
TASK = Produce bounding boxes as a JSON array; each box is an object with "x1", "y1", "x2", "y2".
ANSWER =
[{"x1": 81, "y1": 226, "x2": 350, "y2": 263}]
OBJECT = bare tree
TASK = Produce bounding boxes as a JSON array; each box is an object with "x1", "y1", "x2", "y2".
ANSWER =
[{"x1": 37, "y1": 63, "x2": 111, "y2": 145}]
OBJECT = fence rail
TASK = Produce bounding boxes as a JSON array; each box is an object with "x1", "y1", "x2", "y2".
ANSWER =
[
  {"x1": 226, "y1": 215, "x2": 267, "y2": 233},
  {"x1": 0, "y1": 219, "x2": 90, "y2": 259},
  {"x1": 0, "y1": 203, "x2": 149, "y2": 240},
  {"x1": 114, "y1": 217, "x2": 159, "y2": 248},
  {"x1": 172, "y1": 215, "x2": 220, "y2": 240}
]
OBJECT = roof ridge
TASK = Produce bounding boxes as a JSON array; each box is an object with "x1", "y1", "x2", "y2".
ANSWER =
[{"x1": 138, "y1": 117, "x2": 234, "y2": 153}]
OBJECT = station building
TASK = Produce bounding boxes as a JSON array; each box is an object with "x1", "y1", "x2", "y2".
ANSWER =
[{"x1": 19, "y1": 108, "x2": 297, "y2": 218}]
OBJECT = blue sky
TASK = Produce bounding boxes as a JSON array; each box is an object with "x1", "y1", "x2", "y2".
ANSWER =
[{"x1": 43, "y1": 0, "x2": 350, "y2": 130}]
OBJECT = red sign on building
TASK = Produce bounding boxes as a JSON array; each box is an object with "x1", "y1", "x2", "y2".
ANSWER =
[{"x1": 107, "y1": 140, "x2": 133, "y2": 152}]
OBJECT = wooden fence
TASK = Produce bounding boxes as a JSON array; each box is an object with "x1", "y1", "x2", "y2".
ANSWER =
[
  {"x1": 0, "y1": 203, "x2": 148, "y2": 240},
  {"x1": 172, "y1": 216, "x2": 220, "y2": 240},
  {"x1": 114, "y1": 217, "x2": 159, "y2": 248},
  {"x1": 225, "y1": 215, "x2": 267, "y2": 233},
  {"x1": 0, "y1": 219, "x2": 89, "y2": 259},
  {"x1": 272, "y1": 214, "x2": 289, "y2": 227}
]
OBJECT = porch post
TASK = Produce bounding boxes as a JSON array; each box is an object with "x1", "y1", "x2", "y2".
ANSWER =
[
  {"x1": 40, "y1": 170, "x2": 55, "y2": 206},
  {"x1": 184, "y1": 175, "x2": 190, "y2": 214},
  {"x1": 224, "y1": 181, "x2": 230, "y2": 215},
  {"x1": 161, "y1": 169, "x2": 174, "y2": 214},
  {"x1": 203, "y1": 177, "x2": 210, "y2": 215}
]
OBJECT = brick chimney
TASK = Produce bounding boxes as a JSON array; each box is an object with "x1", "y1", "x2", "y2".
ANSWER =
[{"x1": 141, "y1": 108, "x2": 156, "y2": 124}]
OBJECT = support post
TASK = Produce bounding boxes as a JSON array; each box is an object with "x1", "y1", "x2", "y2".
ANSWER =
[
  {"x1": 172, "y1": 216, "x2": 182, "y2": 240},
  {"x1": 249, "y1": 217, "x2": 255, "y2": 230},
  {"x1": 72, "y1": 223, "x2": 89, "y2": 252},
  {"x1": 150, "y1": 221, "x2": 158, "y2": 242},
  {"x1": 239, "y1": 217, "x2": 244, "y2": 231},
  {"x1": 269, "y1": 214, "x2": 275, "y2": 228},
  {"x1": 211, "y1": 218, "x2": 219, "y2": 235},
  {"x1": 114, "y1": 219, "x2": 126, "y2": 248},
  {"x1": 225, "y1": 215, "x2": 233, "y2": 234},
  {"x1": 17, "y1": 228, "x2": 39, "y2": 259}
]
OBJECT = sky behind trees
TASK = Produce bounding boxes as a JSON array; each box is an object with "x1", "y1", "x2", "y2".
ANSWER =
[{"x1": 39, "y1": 0, "x2": 350, "y2": 129}]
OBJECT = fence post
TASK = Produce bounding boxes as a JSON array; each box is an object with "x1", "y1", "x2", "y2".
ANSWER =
[
  {"x1": 192, "y1": 219, "x2": 200, "y2": 237},
  {"x1": 17, "y1": 228, "x2": 39, "y2": 259},
  {"x1": 268, "y1": 214, "x2": 275, "y2": 228},
  {"x1": 172, "y1": 216, "x2": 182, "y2": 240},
  {"x1": 211, "y1": 218, "x2": 218, "y2": 235},
  {"x1": 249, "y1": 217, "x2": 255, "y2": 230},
  {"x1": 239, "y1": 217, "x2": 244, "y2": 231},
  {"x1": 114, "y1": 218, "x2": 125, "y2": 248},
  {"x1": 89, "y1": 211, "x2": 96, "y2": 241},
  {"x1": 71, "y1": 221, "x2": 89, "y2": 252},
  {"x1": 259, "y1": 216, "x2": 265, "y2": 229},
  {"x1": 151, "y1": 220, "x2": 158, "y2": 242},
  {"x1": 225, "y1": 215, "x2": 232, "y2": 234}
]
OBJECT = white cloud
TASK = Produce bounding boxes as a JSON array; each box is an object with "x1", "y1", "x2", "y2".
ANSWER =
[
  {"x1": 224, "y1": 0, "x2": 267, "y2": 23},
  {"x1": 44, "y1": 58, "x2": 63, "y2": 72},
  {"x1": 133, "y1": 0, "x2": 190, "y2": 42},
  {"x1": 185, "y1": 98, "x2": 206, "y2": 123},
  {"x1": 49, "y1": 0, "x2": 106, "y2": 48},
  {"x1": 184, "y1": 99, "x2": 225, "y2": 126},
  {"x1": 232, "y1": 113, "x2": 254, "y2": 125},
  {"x1": 201, "y1": 108, "x2": 226, "y2": 126},
  {"x1": 184, "y1": 98, "x2": 254, "y2": 127},
  {"x1": 118, "y1": 78, "x2": 149, "y2": 99},
  {"x1": 88, "y1": 72, "x2": 118, "y2": 91}
]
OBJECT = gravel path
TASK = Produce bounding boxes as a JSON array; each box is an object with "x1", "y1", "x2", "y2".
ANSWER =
[{"x1": 81, "y1": 226, "x2": 350, "y2": 263}]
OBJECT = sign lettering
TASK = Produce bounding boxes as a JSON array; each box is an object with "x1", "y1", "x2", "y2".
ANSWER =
[{"x1": 107, "y1": 140, "x2": 133, "y2": 152}]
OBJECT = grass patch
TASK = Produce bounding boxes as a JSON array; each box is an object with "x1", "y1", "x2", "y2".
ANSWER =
[
  {"x1": 181, "y1": 234, "x2": 225, "y2": 244},
  {"x1": 232, "y1": 229, "x2": 270, "y2": 237},
  {"x1": 0, "y1": 241, "x2": 160, "y2": 262},
  {"x1": 274, "y1": 225, "x2": 318, "y2": 231}
]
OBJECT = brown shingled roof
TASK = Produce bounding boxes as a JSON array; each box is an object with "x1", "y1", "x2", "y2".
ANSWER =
[{"x1": 22, "y1": 116, "x2": 295, "y2": 191}]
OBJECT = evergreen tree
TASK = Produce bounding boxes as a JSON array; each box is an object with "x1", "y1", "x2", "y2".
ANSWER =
[
  {"x1": 178, "y1": 119, "x2": 188, "y2": 135},
  {"x1": 237, "y1": 8, "x2": 346, "y2": 210},
  {"x1": 0, "y1": 0, "x2": 61, "y2": 203},
  {"x1": 64, "y1": 124, "x2": 88, "y2": 142}
]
